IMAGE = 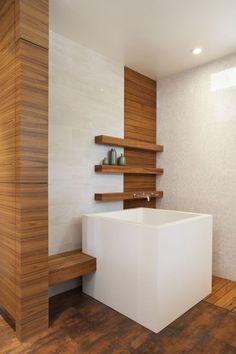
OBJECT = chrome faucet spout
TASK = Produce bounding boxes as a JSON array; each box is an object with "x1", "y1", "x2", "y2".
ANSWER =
[{"x1": 133, "y1": 192, "x2": 151, "y2": 202}]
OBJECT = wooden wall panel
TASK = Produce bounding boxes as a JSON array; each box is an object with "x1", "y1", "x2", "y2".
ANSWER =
[
  {"x1": 15, "y1": 39, "x2": 48, "y2": 183},
  {"x1": 0, "y1": 0, "x2": 15, "y2": 47},
  {"x1": 15, "y1": 184, "x2": 48, "y2": 340},
  {"x1": 15, "y1": 0, "x2": 49, "y2": 49},
  {"x1": 14, "y1": 0, "x2": 49, "y2": 341},
  {"x1": 124, "y1": 67, "x2": 157, "y2": 209},
  {"x1": 0, "y1": 183, "x2": 16, "y2": 319},
  {"x1": 0, "y1": 0, "x2": 16, "y2": 320},
  {"x1": 0, "y1": 45, "x2": 16, "y2": 183},
  {"x1": 0, "y1": 0, "x2": 48, "y2": 342},
  {"x1": 0, "y1": 0, "x2": 16, "y2": 182}
]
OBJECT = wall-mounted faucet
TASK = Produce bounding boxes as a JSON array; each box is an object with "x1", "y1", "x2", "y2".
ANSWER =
[{"x1": 133, "y1": 192, "x2": 151, "y2": 202}]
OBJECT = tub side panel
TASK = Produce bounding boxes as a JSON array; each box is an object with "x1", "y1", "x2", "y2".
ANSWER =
[
  {"x1": 156, "y1": 216, "x2": 212, "y2": 331},
  {"x1": 82, "y1": 215, "x2": 159, "y2": 331}
]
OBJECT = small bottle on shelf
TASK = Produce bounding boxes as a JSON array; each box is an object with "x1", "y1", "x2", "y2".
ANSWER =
[
  {"x1": 118, "y1": 153, "x2": 126, "y2": 166},
  {"x1": 102, "y1": 157, "x2": 109, "y2": 165},
  {"x1": 110, "y1": 148, "x2": 117, "y2": 165}
]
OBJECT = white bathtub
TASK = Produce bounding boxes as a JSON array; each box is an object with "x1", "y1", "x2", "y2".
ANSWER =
[{"x1": 82, "y1": 208, "x2": 212, "y2": 333}]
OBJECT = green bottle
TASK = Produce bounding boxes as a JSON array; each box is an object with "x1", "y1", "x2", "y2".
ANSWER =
[
  {"x1": 103, "y1": 157, "x2": 109, "y2": 165},
  {"x1": 118, "y1": 153, "x2": 126, "y2": 166},
  {"x1": 110, "y1": 148, "x2": 117, "y2": 165}
]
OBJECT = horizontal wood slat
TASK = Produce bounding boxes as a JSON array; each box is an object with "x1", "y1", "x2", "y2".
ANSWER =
[
  {"x1": 95, "y1": 165, "x2": 163, "y2": 175},
  {"x1": 95, "y1": 135, "x2": 163, "y2": 152},
  {"x1": 49, "y1": 250, "x2": 96, "y2": 286},
  {"x1": 95, "y1": 191, "x2": 163, "y2": 201}
]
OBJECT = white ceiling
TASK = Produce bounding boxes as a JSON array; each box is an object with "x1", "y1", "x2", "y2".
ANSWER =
[{"x1": 50, "y1": 0, "x2": 236, "y2": 79}]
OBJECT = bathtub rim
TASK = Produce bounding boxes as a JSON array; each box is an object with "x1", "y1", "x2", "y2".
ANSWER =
[{"x1": 83, "y1": 208, "x2": 212, "y2": 230}]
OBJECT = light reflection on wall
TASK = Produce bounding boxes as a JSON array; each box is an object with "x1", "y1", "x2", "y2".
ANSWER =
[
  {"x1": 211, "y1": 67, "x2": 236, "y2": 91},
  {"x1": 210, "y1": 66, "x2": 236, "y2": 122}
]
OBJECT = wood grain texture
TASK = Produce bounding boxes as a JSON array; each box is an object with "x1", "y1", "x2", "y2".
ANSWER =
[
  {"x1": 49, "y1": 250, "x2": 96, "y2": 286},
  {"x1": 0, "y1": 0, "x2": 16, "y2": 182},
  {"x1": 0, "y1": 184, "x2": 16, "y2": 319},
  {"x1": 0, "y1": 0, "x2": 49, "y2": 342},
  {"x1": 1, "y1": 277, "x2": 236, "y2": 353},
  {"x1": 0, "y1": 0, "x2": 15, "y2": 47},
  {"x1": 0, "y1": 0, "x2": 17, "y2": 324},
  {"x1": 95, "y1": 135, "x2": 163, "y2": 152},
  {"x1": 14, "y1": 0, "x2": 49, "y2": 341},
  {"x1": 95, "y1": 191, "x2": 163, "y2": 201},
  {"x1": 124, "y1": 67, "x2": 158, "y2": 209},
  {"x1": 15, "y1": 39, "x2": 48, "y2": 184},
  {"x1": 95, "y1": 165, "x2": 163, "y2": 175},
  {"x1": 15, "y1": 183, "x2": 48, "y2": 341},
  {"x1": 15, "y1": 0, "x2": 49, "y2": 49},
  {"x1": 205, "y1": 276, "x2": 236, "y2": 311}
]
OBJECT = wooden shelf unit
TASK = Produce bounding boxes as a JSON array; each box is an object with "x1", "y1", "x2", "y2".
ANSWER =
[
  {"x1": 49, "y1": 250, "x2": 96, "y2": 286},
  {"x1": 95, "y1": 132, "x2": 164, "y2": 203},
  {"x1": 95, "y1": 135, "x2": 164, "y2": 152},
  {"x1": 95, "y1": 191, "x2": 163, "y2": 201},
  {"x1": 95, "y1": 165, "x2": 164, "y2": 175}
]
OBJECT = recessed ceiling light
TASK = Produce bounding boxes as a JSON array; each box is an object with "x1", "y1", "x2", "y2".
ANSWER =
[{"x1": 192, "y1": 48, "x2": 202, "y2": 55}]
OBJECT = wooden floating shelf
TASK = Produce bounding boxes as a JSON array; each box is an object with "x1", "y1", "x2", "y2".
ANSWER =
[
  {"x1": 49, "y1": 250, "x2": 96, "y2": 286},
  {"x1": 95, "y1": 135, "x2": 164, "y2": 152},
  {"x1": 95, "y1": 165, "x2": 164, "y2": 175},
  {"x1": 95, "y1": 191, "x2": 163, "y2": 201}
]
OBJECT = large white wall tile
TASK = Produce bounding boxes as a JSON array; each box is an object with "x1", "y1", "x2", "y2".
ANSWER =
[{"x1": 49, "y1": 30, "x2": 124, "y2": 263}]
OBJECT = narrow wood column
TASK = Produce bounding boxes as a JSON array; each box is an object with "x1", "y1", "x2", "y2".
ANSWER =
[
  {"x1": 14, "y1": 0, "x2": 49, "y2": 341},
  {"x1": 0, "y1": 0, "x2": 48, "y2": 341},
  {"x1": 0, "y1": 0, "x2": 17, "y2": 321},
  {"x1": 124, "y1": 67, "x2": 157, "y2": 209}
]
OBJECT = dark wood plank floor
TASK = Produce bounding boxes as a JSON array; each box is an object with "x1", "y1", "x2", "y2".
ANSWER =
[{"x1": 0, "y1": 277, "x2": 236, "y2": 353}]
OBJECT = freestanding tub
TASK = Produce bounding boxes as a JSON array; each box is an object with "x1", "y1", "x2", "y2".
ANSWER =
[{"x1": 82, "y1": 208, "x2": 212, "y2": 333}]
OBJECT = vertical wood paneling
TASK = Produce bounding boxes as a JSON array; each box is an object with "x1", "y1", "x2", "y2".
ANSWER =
[
  {"x1": 0, "y1": 0, "x2": 16, "y2": 182},
  {"x1": 0, "y1": 184, "x2": 16, "y2": 319},
  {"x1": 0, "y1": 0, "x2": 16, "y2": 320},
  {"x1": 0, "y1": 0, "x2": 48, "y2": 342},
  {"x1": 0, "y1": 0, "x2": 15, "y2": 47},
  {"x1": 15, "y1": 0, "x2": 49, "y2": 49},
  {"x1": 14, "y1": 0, "x2": 49, "y2": 341},
  {"x1": 124, "y1": 67, "x2": 157, "y2": 209},
  {"x1": 15, "y1": 184, "x2": 48, "y2": 340},
  {"x1": 15, "y1": 39, "x2": 48, "y2": 183}
]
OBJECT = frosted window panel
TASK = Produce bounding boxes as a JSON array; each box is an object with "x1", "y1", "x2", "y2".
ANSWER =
[{"x1": 211, "y1": 67, "x2": 236, "y2": 91}]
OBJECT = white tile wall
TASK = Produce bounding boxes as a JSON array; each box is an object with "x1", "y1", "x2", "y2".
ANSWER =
[
  {"x1": 157, "y1": 53, "x2": 236, "y2": 281},
  {"x1": 49, "y1": 31, "x2": 124, "y2": 260}
]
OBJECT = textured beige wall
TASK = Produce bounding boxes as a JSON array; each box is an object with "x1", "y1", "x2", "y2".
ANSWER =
[
  {"x1": 157, "y1": 53, "x2": 236, "y2": 281},
  {"x1": 49, "y1": 30, "x2": 124, "y2": 255},
  {"x1": 48, "y1": 31, "x2": 124, "y2": 295}
]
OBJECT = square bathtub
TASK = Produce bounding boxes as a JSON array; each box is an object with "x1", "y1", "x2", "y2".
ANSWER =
[{"x1": 82, "y1": 208, "x2": 212, "y2": 333}]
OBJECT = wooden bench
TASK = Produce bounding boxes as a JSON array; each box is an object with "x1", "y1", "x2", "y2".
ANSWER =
[{"x1": 49, "y1": 250, "x2": 96, "y2": 286}]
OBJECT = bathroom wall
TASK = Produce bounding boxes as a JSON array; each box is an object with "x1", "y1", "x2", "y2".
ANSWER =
[
  {"x1": 49, "y1": 31, "x2": 124, "y2": 280},
  {"x1": 157, "y1": 53, "x2": 236, "y2": 281}
]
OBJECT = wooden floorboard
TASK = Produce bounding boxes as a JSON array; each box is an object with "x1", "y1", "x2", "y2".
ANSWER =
[
  {"x1": 0, "y1": 277, "x2": 236, "y2": 353},
  {"x1": 205, "y1": 276, "x2": 236, "y2": 312}
]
